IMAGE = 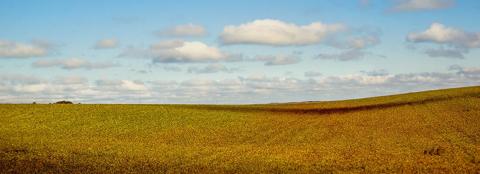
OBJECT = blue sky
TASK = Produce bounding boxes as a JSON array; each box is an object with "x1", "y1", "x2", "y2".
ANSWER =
[{"x1": 1, "y1": 0, "x2": 480, "y2": 103}]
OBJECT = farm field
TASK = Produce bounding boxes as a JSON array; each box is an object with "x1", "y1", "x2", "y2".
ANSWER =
[{"x1": 0, "y1": 86, "x2": 480, "y2": 173}]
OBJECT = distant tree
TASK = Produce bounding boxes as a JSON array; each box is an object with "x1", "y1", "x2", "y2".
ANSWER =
[
  {"x1": 32, "y1": 102, "x2": 36, "y2": 104},
  {"x1": 54, "y1": 101, "x2": 74, "y2": 104}
]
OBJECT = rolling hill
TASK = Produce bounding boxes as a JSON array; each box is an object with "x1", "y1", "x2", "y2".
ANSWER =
[{"x1": 0, "y1": 86, "x2": 479, "y2": 173}]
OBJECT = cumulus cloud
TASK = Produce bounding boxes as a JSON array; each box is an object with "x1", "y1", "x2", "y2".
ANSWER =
[
  {"x1": 120, "y1": 40, "x2": 239, "y2": 63},
  {"x1": 407, "y1": 23, "x2": 480, "y2": 58},
  {"x1": 32, "y1": 58, "x2": 117, "y2": 70},
  {"x1": 253, "y1": 54, "x2": 302, "y2": 66},
  {"x1": 0, "y1": 40, "x2": 51, "y2": 58},
  {"x1": 94, "y1": 38, "x2": 119, "y2": 49},
  {"x1": 220, "y1": 19, "x2": 346, "y2": 46},
  {"x1": 407, "y1": 23, "x2": 480, "y2": 48},
  {"x1": 158, "y1": 24, "x2": 207, "y2": 37},
  {"x1": 391, "y1": 0, "x2": 454, "y2": 12},
  {"x1": 187, "y1": 64, "x2": 239, "y2": 74},
  {"x1": 151, "y1": 41, "x2": 229, "y2": 63},
  {"x1": 95, "y1": 80, "x2": 147, "y2": 91}
]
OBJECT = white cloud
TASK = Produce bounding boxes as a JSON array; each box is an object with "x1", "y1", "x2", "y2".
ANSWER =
[
  {"x1": 95, "y1": 79, "x2": 147, "y2": 91},
  {"x1": 121, "y1": 40, "x2": 239, "y2": 63},
  {"x1": 94, "y1": 38, "x2": 119, "y2": 49},
  {"x1": 13, "y1": 83, "x2": 48, "y2": 93},
  {"x1": 0, "y1": 74, "x2": 92, "y2": 99},
  {"x1": 152, "y1": 41, "x2": 227, "y2": 63},
  {"x1": 158, "y1": 24, "x2": 207, "y2": 37},
  {"x1": 336, "y1": 74, "x2": 394, "y2": 85},
  {"x1": 392, "y1": 0, "x2": 454, "y2": 12},
  {"x1": 253, "y1": 54, "x2": 301, "y2": 66},
  {"x1": 0, "y1": 40, "x2": 50, "y2": 58},
  {"x1": 407, "y1": 23, "x2": 478, "y2": 47},
  {"x1": 407, "y1": 23, "x2": 480, "y2": 58},
  {"x1": 33, "y1": 58, "x2": 117, "y2": 70},
  {"x1": 120, "y1": 80, "x2": 148, "y2": 91},
  {"x1": 220, "y1": 19, "x2": 345, "y2": 46}
]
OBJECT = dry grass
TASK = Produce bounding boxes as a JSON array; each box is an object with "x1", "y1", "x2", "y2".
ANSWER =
[{"x1": 1, "y1": 86, "x2": 480, "y2": 173}]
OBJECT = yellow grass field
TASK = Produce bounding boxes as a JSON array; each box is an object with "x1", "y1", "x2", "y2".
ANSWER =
[{"x1": 1, "y1": 86, "x2": 480, "y2": 173}]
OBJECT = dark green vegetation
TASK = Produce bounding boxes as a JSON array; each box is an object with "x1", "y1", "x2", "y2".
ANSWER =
[
  {"x1": 1, "y1": 86, "x2": 480, "y2": 173},
  {"x1": 54, "y1": 101, "x2": 74, "y2": 104}
]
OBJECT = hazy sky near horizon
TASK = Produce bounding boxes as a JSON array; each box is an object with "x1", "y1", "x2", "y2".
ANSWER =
[{"x1": 1, "y1": 0, "x2": 480, "y2": 103}]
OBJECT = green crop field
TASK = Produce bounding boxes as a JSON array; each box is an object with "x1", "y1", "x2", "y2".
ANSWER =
[{"x1": 1, "y1": 86, "x2": 480, "y2": 173}]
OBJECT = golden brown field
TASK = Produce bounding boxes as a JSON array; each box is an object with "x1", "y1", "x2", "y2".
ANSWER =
[{"x1": 1, "y1": 86, "x2": 480, "y2": 173}]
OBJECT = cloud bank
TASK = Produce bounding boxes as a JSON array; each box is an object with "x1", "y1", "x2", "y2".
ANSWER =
[{"x1": 2, "y1": 66, "x2": 479, "y2": 104}]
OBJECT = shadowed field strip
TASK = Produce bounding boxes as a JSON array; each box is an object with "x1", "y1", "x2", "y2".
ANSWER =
[{"x1": 188, "y1": 92, "x2": 480, "y2": 115}]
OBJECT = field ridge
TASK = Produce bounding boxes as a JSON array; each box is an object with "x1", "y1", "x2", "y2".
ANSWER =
[{"x1": 187, "y1": 86, "x2": 480, "y2": 115}]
